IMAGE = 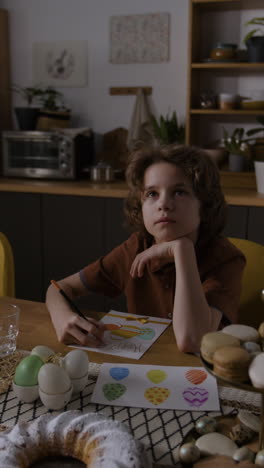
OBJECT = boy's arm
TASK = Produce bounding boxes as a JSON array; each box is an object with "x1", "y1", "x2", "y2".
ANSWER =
[
  {"x1": 46, "y1": 272, "x2": 106, "y2": 346},
  {"x1": 130, "y1": 238, "x2": 222, "y2": 353},
  {"x1": 171, "y1": 238, "x2": 222, "y2": 353}
]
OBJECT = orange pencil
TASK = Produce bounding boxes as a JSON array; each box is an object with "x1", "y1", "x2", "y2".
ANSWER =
[{"x1": 51, "y1": 279, "x2": 89, "y2": 322}]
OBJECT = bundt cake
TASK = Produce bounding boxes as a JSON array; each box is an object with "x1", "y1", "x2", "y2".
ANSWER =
[{"x1": 0, "y1": 410, "x2": 151, "y2": 467}]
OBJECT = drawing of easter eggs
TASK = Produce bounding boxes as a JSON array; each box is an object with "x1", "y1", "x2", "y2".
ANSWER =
[
  {"x1": 147, "y1": 369, "x2": 167, "y2": 383},
  {"x1": 185, "y1": 369, "x2": 207, "y2": 385},
  {"x1": 182, "y1": 387, "x2": 209, "y2": 407},
  {"x1": 138, "y1": 328, "x2": 155, "y2": 340},
  {"x1": 103, "y1": 383, "x2": 126, "y2": 401},
  {"x1": 110, "y1": 324, "x2": 142, "y2": 340},
  {"x1": 109, "y1": 367, "x2": 129, "y2": 381},
  {"x1": 144, "y1": 386, "x2": 170, "y2": 405},
  {"x1": 104, "y1": 323, "x2": 121, "y2": 331}
]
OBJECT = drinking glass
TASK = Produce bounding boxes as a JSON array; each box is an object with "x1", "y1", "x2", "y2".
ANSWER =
[{"x1": 0, "y1": 300, "x2": 20, "y2": 357}]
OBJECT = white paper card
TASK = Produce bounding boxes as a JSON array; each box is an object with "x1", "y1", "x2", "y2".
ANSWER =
[
  {"x1": 91, "y1": 363, "x2": 220, "y2": 411},
  {"x1": 70, "y1": 310, "x2": 171, "y2": 359}
]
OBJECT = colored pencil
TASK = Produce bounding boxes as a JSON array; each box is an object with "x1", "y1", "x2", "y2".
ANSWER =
[{"x1": 50, "y1": 279, "x2": 89, "y2": 322}]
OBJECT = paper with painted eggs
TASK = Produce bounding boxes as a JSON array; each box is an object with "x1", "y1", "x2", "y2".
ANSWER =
[
  {"x1": 91, "y1": 363, "x2": 220, "y2": 410},
  {"x1": 70, "y1": 310, "x2": 171, "y2": 359}
]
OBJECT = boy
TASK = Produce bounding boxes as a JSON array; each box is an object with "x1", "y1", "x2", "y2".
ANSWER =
[{"x1": 46, "y1": 145, "x2": 245, "y2": 352}]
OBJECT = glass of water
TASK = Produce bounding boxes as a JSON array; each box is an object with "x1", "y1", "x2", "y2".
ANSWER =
[{"x1": 0, "y1": 300, "x2": 20, "y2": 358}]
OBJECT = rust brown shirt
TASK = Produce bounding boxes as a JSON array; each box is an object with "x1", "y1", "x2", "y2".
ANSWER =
[{"x1": 80, "y1": 233, "x2": 245, "y2": 323}]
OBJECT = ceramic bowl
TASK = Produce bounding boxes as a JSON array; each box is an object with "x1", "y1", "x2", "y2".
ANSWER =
[
  {"x1": 39, "y1": 384, "x2": 73, "y2": 410},
  {"x1": 71, "y1": 372, "x2": 89, "y2": 393}
]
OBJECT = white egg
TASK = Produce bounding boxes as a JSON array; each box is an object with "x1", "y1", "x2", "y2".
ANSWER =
[
  {"x1": 31, "y1": 345, "x2": 55, "y2": 362},
  {"x1": 63, "y1": 350, "x2": 89, "y2": 379},
  {"x1": 38, "y1": 363, "x2": 71, "y2": 394}
]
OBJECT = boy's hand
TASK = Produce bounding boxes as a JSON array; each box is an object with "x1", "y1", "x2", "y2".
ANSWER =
[
  {"x1": 130, "y1": 241, "x2": 175, "y2": 278},
  {"x1": 130, "y1": 237, "x2": 195, "y2": 278},
  {"x1": 52, "y1": 310, "x2": 107, "y2": 347}
]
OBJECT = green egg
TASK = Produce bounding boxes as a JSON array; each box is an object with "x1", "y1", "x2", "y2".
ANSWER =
[{"x1": 14, "y1": 355, "x2": 44, "y2": 386}]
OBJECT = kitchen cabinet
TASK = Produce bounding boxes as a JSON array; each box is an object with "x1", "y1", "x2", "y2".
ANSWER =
[
  {"x1": 42, "y1": 194, "x2": 106, "y2": 310},
  {"x1": 186, "y1": 0, "x2": 264, "y2": 147},
  {"x1": 223, "y1": 205, "x2": 248, "y2": 239}
]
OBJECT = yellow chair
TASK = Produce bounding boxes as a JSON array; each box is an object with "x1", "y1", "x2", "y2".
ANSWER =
[
  {"x1": 228, "y1": 237, "x2": 264, "y2": 328},
  {"x1": 0, "y1": 232, "x2": 15, "y2": 297}
]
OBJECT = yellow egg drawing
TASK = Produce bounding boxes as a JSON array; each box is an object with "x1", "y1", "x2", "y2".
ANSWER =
[{"x1": 147, "y1": 369, "x2": 167, "y2": 384}]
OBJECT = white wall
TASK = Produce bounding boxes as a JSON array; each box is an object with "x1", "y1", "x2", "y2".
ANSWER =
[
  {"x1": 0, "y1": 0, "x2": 189, "y2": 141},
  {"x1": 0, "y1": 0, "x2": 262, "y2": 146}
]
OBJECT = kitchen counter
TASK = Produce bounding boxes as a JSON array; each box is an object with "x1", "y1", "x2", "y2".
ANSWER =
[{"x1": 0, "y1": 176, "x2": 264, "y2": 206}]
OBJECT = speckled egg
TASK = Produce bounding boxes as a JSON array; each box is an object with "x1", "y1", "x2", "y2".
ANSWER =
[
  {"x1": 242, "y1": 341, "x2": 261, "y2": 354},
  {"x1": 195, "y1": 416, "x2": 217, "y2": 435},
  {"x1": 179, "y1": 442, "x2": 200, "y2": 464},
  {"x1": 14, "y1": 355, "x2": 44, "y2": 386},
  {"x1": 256, "y1": 449, "x2": 264, "y2": 466},
  {"x1": 31, "y1": 345, "x2": 55, "y2": 362},
  {"x1": 233, "y1": 446, "x2": 255, "y2": 463},
  {"x1": 38, "y1": 363, "x2": 71, "y2": 394},
  {"x1": 63, "y1": 349, "x2": 89, "y2": 379}
]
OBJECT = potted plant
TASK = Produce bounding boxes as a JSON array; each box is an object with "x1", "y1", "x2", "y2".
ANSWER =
[
  {"x1": 36, "y1": 86, "x2": 71, "y2": 130},
  {"x1": 221, "y1": 127, "x2": 253, "y2": 172},
  {"x1": 151, "y1": 111, "x2": 185, "y2": 145},
  {"x1": 243, "y1": 17, "x2": 264, "y2": 62},
  {"x1": 12, "y1": 84, "x2": 43, "y2": 130}
]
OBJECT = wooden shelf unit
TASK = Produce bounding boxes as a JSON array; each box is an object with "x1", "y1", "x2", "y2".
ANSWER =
[{"x1": 186, "y1": 0, "x2": 264, "y2": 147}]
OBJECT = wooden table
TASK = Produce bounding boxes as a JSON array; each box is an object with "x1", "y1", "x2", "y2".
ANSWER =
[
  {"x1": 2, "y1": 297, "x2": 223, "y2": 467},
  {"x1": 13, "y1": 297, "x2": 201, "y2": 367}
]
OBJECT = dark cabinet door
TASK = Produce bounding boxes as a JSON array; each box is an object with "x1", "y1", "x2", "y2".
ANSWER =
[
  {"x1": 105, "y1": 198, "x2": 129, "y2": 312},
  {"x1": 42, "y1": 194, "x2": 105, "y2": 310},
  {"x1": 248, "y1": 207, "x2": 264, "y2": 246},
  {"x1": 223, "y1": 205, "x2": 248, "y2": 239},
  {"x1": 0, "y1": 191, "x2": 42, "y2": 300}
]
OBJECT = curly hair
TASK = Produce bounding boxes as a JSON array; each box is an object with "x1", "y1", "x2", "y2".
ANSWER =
[{"x1": 124, "y1": 144, "x2": 227, "y2": 245}]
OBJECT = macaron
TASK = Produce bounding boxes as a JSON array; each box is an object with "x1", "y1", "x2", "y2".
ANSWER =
[
  {"x1": 249, "y1": 352, "x2": 264, "y2": 389},
  {"x1": 258, "y1": 322, "x2": 264, "y2": 339},
  {"x1": 221, "y1": 324, "x2": 260, "y2": 343},
  {"x1": 212, "y1": 346, "x2": 251, "y2": 382},
  {"x1": 200, "y1": 331, "x2": 240, "y2": 364}
]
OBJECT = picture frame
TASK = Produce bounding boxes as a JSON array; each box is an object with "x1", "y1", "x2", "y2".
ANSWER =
[
  {"x1": 32, "y1": 40, "x2": 88, "y2": 87},
  {"x1": 110, "y1": 13, "x2": 170, "y2": 64}
]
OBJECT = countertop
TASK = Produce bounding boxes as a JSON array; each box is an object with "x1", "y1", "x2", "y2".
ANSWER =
[{"x1": 0, "y1": 176, "x2": 264, "y2": 206}]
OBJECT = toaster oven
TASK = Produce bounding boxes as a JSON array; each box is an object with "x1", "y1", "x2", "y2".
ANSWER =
[{"x1": 1, "y1": 130, "x2": 94, "y2": 179}]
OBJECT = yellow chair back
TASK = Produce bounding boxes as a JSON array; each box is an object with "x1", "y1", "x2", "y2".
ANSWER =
[
  {"x1": 0, "y1": 232, "x2": 15, "y2": 297},
  {"x1": 228, "y1": 237, "x2": 264, "y2": 328}
]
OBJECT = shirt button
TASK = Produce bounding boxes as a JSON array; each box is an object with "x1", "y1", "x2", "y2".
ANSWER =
[{"x1": 168, "y1": 312, "x2": 172, "y2": 319}]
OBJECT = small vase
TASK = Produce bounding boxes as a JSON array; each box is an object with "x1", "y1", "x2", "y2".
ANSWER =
[
  {"x1": 246, "y1": 37, "x2": 264, "y2": 63},
  {"x1": 14, "y1": 107, "x2": 40, "y2": 131},
  {"x1": 228, "y1": 153, "x2": 246, "y2": 172},
  {"x1": 254, "y1": 161, "x2": 264, "y2": 194}
]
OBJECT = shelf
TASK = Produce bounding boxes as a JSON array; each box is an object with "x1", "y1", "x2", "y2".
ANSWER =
[
  {"x1": 192, "y1": 0, "x2": 240, "y2": 3},
  {"x1": 191, "y1": 109, "x2": 264, "y2": 115},
  {"x1": 192, "y1": 62, "x2": 264, "y2": 70},
  {"x1": 186, "y1": 0, "x2": 264, "y2": 148}
]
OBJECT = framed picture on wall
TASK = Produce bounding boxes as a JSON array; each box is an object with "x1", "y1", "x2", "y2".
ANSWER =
[
  {"x1": 110, "y1": 13, "x2": 170, "y2": 64},
  {"x1": 32, "y1": 40, "x2": 88, "y2": 87}
]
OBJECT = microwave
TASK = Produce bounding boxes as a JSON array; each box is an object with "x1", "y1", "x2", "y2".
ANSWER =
[{"x1": 1, "y1": 130, "x2": 94, "y2": 179}]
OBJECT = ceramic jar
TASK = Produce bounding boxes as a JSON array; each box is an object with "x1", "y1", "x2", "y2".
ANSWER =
[{"x1": 210, "y1": 43, "x2": 237, "y2": 61}]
